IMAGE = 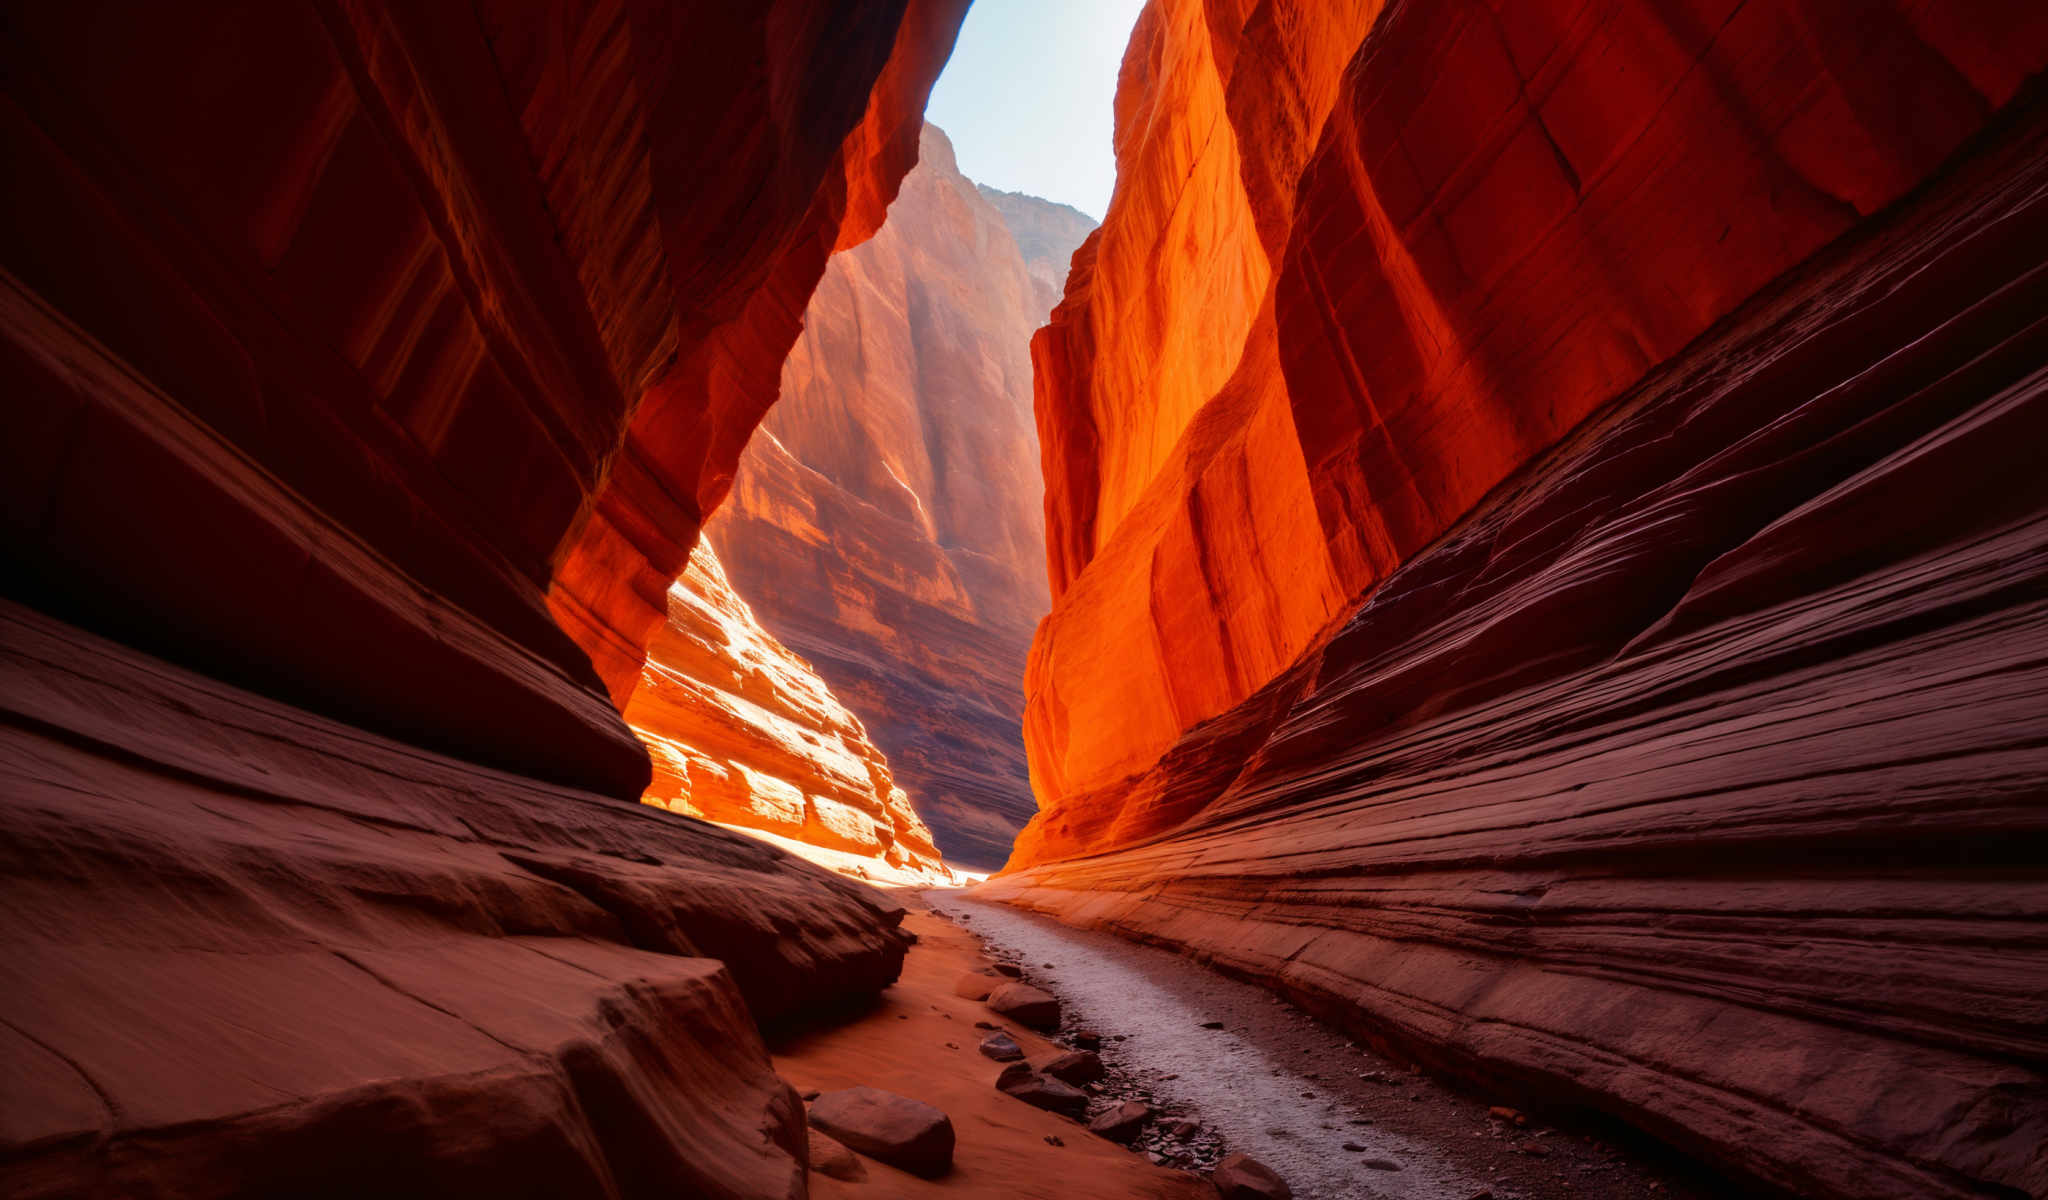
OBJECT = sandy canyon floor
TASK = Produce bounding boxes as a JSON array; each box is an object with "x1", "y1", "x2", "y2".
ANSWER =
[{"x1": 774, "y1": 890, "x2": 1742, "y2": 1199}]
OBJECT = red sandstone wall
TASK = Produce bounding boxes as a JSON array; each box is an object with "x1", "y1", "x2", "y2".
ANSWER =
[
  {"x1": 0, "y1": 0, "x2": 967, "y2": 801},
  {"x1": 1020, "y1": 0, "x2": 2048, "y2": 851},
  {"x1": 997, "y1": 3, "x2": 2048, "y2": 1196},
  {"x1": 0, "y1": 3, "x2": 965, "y2": 1194},
  {"x1": 626, "y1": 539, "x2": 950, "y2": 882},
  {"x1": 708, "y1": 125, "x2": 1090, "y2": 868}
]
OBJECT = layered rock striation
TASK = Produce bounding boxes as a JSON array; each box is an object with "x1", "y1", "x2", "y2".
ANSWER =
[
  {"x1": 627, "y1": 539, "x2": 950, "y2": 883},
  {"x1": 999, "y1": 2, "x2": 2048, "y2": 1197},
  {"x1": 709, "y1": 125, "x2": 1092, "y2": 867},
  {"x1": 0, "y1": 1, "x2": 965, "y2": 1194}
]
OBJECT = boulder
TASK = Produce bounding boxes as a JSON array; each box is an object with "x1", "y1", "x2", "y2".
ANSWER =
[
  {"x1": 978, "y1": 1031, "x2": 1024, "y2": 1062},
  {"x1": 1087, "y1": 1100, "x2": 1151, "y2": 1144},
  {"x1": 1213, "y1": 1153, "x2": 1291, "y2": 1200},
  {"x1": 1040, "y1": 1049, "x2": 1104, "y2": 1085},
  {"x1": 806, "y1": 1129, "x2": 867, "y2": 1181},
  {"x1": 994, "y1": 1063, "x2": 1088, "y2": 1118},
  {"x1": 986, "y1": 981, "x2": 1060, "y2": 1029},
  {"x1": 807, "y1": 1086, "x2": 955, "y2": 1179}
]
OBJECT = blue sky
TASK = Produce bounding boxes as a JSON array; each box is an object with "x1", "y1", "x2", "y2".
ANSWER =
[{"x1": 925, "y1": 0, "x2": 1147, "y2": 220}]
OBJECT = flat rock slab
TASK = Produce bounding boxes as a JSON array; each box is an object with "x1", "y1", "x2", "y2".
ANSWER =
[
  {"x1": 1088, "y1": 1100, "x2": 1151, "y2": 1144},
  {"x1": 1214, "y1": 1153, "x2": 1291, "y2": 1200},
  {"x1": 1041, "y1": 1048, "x2": 1104, "y2": 1085},
  {"x1": 986, "y1": 981, "x2": 1061, "y2": 1029},
  {"x1": 995, "y1": 1062, "x2": 1088, "y2": 1118},
  {"x1": 808, "y1": 1086, "x2": 954, "y2": 1178}
]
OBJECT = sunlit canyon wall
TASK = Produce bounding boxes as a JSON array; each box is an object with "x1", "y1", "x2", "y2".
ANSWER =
[
  {"x1": 0, "y1": 2, "x2": 967, "y2": 1195},
  {"x1": 986, "y1": 1, "x2": 2048, "y2": 1197},
  {"x1": 625, "y1": 540, "x2": 951, "y2": 883},
  {"x1": 705, "y1": 124, "x2": 1094, "y2": 868}
]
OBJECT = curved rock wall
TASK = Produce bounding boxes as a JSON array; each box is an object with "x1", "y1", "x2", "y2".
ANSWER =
[
  {"x1": 627, "y1": 539, "x2": 950, "y2": 882},
  {"x1": 1022, "y1": 0, "x2": 2048, "y2": 837},
  {"x1": 0, "y1": 2, "x2": 964, "y2": 1194},
  {"x1": 708, "y1": 126, "x2": 1092, "y2": 868},
  {"x1": 1001, "y1": 2, "x2": 2048, "y2": 1197}
]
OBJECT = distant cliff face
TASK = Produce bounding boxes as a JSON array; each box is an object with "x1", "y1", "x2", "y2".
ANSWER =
[
  {"x1": 708, "y1": 124, "x2": 1094, "y2": 868},
  {"x1": 976, "y1": 184, "x2": 1100, "y2": 317},
  {"x1": 626, "y1": 540, "x2": 950, "y2": 884}
]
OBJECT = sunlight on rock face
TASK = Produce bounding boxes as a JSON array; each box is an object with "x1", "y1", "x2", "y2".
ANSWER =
[{"x1": 626, "y1": 540, "x2": 952, "y2": 885}]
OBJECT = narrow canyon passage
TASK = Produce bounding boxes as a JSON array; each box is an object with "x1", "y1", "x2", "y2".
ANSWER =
[{"x1": 2, "y1": 2, "x2": 2045, "y2": 1199}]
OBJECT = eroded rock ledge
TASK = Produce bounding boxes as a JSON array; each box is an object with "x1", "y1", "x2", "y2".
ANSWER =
[
  {"x1": 986, "y1": 97, "x2": 2048, "y2": 1200},
  {"x1": 0, "y1": 601, "x2": 911, "y2": 1197}
]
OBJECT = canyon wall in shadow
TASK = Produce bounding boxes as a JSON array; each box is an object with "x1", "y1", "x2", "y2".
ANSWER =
[
  {"x1": 709, "y1": 125, "x2": 1093, "y2": 868},
  {"x1": 990, "y1": 2, "x2": 2048, "y2": 1197},
  {"x1": 0, "y1": 2, "x2": 966, "y2": 1194}
]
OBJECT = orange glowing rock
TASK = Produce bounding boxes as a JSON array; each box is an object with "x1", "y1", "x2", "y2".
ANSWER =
[
  {"x1": 708, "y1": 125, "x2": 1092, "y2": 868},
  {"x1": 626, "y1": 540, "x2": 949, "y2": 883}
]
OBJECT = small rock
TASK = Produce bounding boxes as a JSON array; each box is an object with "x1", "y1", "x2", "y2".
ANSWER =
[
  {"x1": 990, "y1": 962, "x2": 1023, "y2": 977},
  {"x1": 1213, "y1": 1153, "x2": 1291, "y2": 1200},
  {"x1": 1043, "y1": 1134, "x2": 1064, "y2": 1147},
  {"x1": 1466, "y1": 1191, "x2": 1495, "y2": 1200},
  {"x1": 974, "y1": 1020, "x2": 999, "y2": 1030},
  {"x1": 1342, "y1": 1142, "x2": 1366, "y2": 1152},
  {"x1": 1164, "y1": 1119, "x2": 1201, "y2": 1139},
  {"x1": 978, "y1": 1031, "x2": 1025, "y2": 1062},
  {"x1": 986, "y1": 982, "x2": 1061, "y2": 1030},
  {"x1": 944, "y1": 1042, "x2": 959, "y2": 1050},
  {"x1": 1489, "y1": 1105, "x2": 1527, "y2": 1126},
  {"x1": 1042, "y1": 961, "x2": 1055, "y2": 968},
  {"x1": 1518, "y1": 1140, "x2": 1549, "y2": 1157},
  {"x1": 1087, "y1": 1100, "x2": 1152, "y2": 1144},
  {"x1": 808, "y1": 1086, "x2": 954, "y2": 1178},
  {"x1": 1363, "y1": 1157, "x2": 1402, "y2": 1171},
  {"x1": 995, "y1": 1063, "x2": 1089, "y2": 1118},
  {"x1": 1299, "y1": 1091, "x2": 1315, "y2": 1099},
  {"x1": 806, "y1": 1128, "x2": 867, "y2": 1182},
  {"x1": 1198, "y1": 1020, "x2": 1226, "y2": 1030},
  {"x1": 1071, "y1": 1030, "x2": 1103, "y2": 1050},
  {"x1": 1041, "y1": 1049, "x2": 1104, "y2": 1085}
]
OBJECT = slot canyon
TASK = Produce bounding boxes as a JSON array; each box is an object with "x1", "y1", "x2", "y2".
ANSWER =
[{"x1": 0, "y1": 3, "x2": 2043, "y2": 1200}]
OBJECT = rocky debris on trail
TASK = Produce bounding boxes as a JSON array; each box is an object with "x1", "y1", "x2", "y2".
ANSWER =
[
  {"x1": 974, "y1": 1019, "x2": 1000, "y2": 1029},
  {"x1": 1041, "y1": 1049, "x2": 1105, "y2": 1085},
  {"x1": 1213, "y1": 1153, "x2": 1291, "y2": 1200},
  {"x1": 978, "y1": 1030, "x2": 1025, "y2": 1061},
  {"x1": 806, "y1": 1129, "x2": 867, "y2": 1182},
  {"x1": 1088, "y1": 1100, "x2": 1152, "y2": 1143},
  {"x1": 1198, "y1": 1020, "x2": 1226, "y2": 1030},
  {"x1": 1071, "y1": 1029, "x2": 1103, "y2": 1050},
  {"x1": 953, "y1": 970, "x2": 1001, "y2": 1000},
  {"x1": 990, "y1": 962, "x2": 1023, "y2": 977},
  {"x1": 1490, "y1": 1106, "x2": 1527, "y2": 1126},
  {"x1": 1044, "y1": 1134, "x2": 1065, "y2": 1147},
  {"x1": 986, "y1": 981, "x2": 1061, "y2": 1029},
  {"x1": 996, "y1": 1062, "x2": 1089, "y2": 1117},
  {"x1": 807, "y1": 1086, "x2": 955, "y2": 1179}
]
